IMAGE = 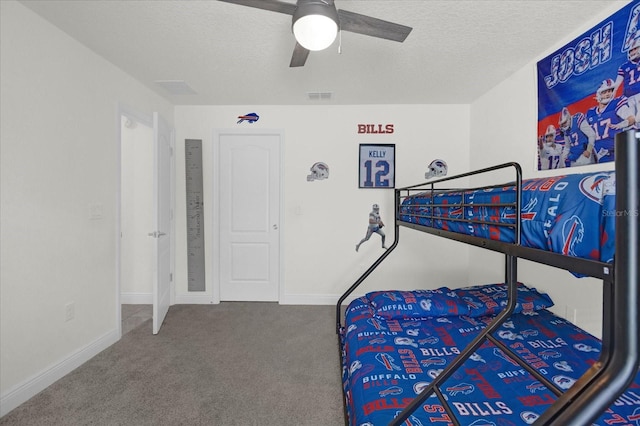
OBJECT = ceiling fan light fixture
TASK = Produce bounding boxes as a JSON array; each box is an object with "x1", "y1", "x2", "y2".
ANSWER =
[{"x1": 292, "y1": 1, "x2": 339, "y2": 51}]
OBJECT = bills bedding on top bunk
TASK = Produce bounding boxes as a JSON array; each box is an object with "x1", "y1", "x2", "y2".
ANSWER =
[
  {"x1": 340, "y1": 283, "x2": 640, "y2": 426},
  {"x1": 398, "y1": 171, "x2": 616, "y2": 264}
]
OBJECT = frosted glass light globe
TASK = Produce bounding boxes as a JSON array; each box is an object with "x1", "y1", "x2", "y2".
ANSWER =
[{"x1": 293, "y1": 14, "x2": 338, "y2": 51}]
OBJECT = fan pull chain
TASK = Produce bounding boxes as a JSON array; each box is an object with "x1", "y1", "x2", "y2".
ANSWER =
[{"x1": 338, "y1": 30, "x2": 342, "y2": 54}]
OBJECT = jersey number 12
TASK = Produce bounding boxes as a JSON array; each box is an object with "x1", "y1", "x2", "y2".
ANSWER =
[{"x1": 363, "y1": 160, "x2": 390, "y2": 187}]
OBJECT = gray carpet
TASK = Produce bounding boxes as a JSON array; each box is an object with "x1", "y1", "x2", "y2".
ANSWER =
[{"x1": 1, "y1": 303, "x2": 345, "y2": 426}]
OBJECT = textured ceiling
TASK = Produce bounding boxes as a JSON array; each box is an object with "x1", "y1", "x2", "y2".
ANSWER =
[{"x1": 19, "y1": 0, "x2": 629, "y2": 105}]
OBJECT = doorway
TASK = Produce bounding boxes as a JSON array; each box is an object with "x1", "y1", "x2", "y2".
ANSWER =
[
  {"x1": 216, "y1": 130, "x2": 282, "y2": 302},
  {"x1": 117, "y1": 109, "x2": 174, "y2": 335},
  {"x1": 119, "y1": 114, "x2": 154, "y2": 332}
]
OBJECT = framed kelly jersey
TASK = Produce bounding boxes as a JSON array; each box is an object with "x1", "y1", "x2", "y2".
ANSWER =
[{"x1": 359, "y1": 144, "x2": 395, "y2": 188}]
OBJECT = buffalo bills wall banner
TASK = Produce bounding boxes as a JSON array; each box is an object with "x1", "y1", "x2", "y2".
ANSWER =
[
  {"x1": 537, "y1": 1, "x2": 640, "y2": 170},
  {"x1": 359, "y1": 144, "x2": 395, "y2": 188}
]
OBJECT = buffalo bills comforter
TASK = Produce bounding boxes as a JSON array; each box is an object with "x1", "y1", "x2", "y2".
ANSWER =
[
  {"x1": 398, "y1": 171, "x2": 616, "y2": 264},
  {"x1": 340, "y1": 283, "x2": 640, "y2": 425}
]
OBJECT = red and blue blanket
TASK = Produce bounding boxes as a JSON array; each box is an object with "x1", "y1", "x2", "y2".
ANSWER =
[
  {"x1": 399, "y1": 171, "x2": 616, "y2": 265},
  {"x1": 341, "y1": 283, "x2": 640, "y2": 425}
]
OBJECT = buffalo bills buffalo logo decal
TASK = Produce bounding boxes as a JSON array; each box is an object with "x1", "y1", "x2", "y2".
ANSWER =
[
  {"x1": 236, "y1": 112, "x2": 259, "y2": 124},
  {"x1": 561, "y1": 215, "x2": 585, "y2": 256},
  {"x1": 579, "y1": 172, "x2": 612, "y2": 203}
]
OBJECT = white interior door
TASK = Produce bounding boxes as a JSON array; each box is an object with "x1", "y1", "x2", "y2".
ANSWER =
[
  {"x1": 152, "y1": 112, "x2": 173, "y2": 334},
  {"x1": 219, "y1": 132, "x2": 281, "y2": 301}
]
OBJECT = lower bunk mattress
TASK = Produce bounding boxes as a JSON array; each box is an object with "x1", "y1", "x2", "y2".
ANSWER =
[
  {"x1": 340, "y1": 284, "x2": 640, "y2": 425},
  {"x1": 398, "y1": 171, "x2": 616, "y2": 265}
]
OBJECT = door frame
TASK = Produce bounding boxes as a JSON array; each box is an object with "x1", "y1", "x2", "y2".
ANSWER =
[
  {"x1": 116, "y1": 104, "x2": 175, "y2": 336},
  {"x1": 212, "y1": 129, "x2": 284, "y2": 303}
]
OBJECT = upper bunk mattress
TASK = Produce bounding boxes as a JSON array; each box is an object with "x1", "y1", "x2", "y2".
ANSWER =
[{"x1": 399, "y1": 171, "x2": 616, "y2": 264}]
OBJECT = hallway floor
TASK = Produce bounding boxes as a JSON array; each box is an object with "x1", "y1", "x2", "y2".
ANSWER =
[{"x1": 121, "y1": 304, "x2": 152, "y2": 335}]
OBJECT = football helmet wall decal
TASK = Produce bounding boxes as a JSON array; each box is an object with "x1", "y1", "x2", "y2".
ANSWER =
[
  {"x1": 425, "y1": 159, "x2": 448, "y2": 179},
  {"x1": 307, "y1": 161, "x2": 330, "y2": 181}
]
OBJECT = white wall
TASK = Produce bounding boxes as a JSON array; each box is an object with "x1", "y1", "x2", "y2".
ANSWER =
[
  {"x1": 468, "y1": 2, "x2": 627, "y2": 338},
  {"x1": 174, "y1": 105, "x2": 473, "y2": 305},
  {"x1": 0, "y1": 1, "x2": 173, "y2": 414}
]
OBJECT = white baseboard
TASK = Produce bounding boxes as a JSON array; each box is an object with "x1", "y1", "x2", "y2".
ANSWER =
[
  {"x1": 122, "y1": 292, "x2": 214, "y2": 305},
  {"x1": 122, "y1": 292, "x2": 364, "y2": 306},
  {"x1": 120, "y1": 292, "x2": 152, "y2": 304},
  {"x1": 279, "y1": 293, "x2": 365, "y2": 305},
  {"x1": 173, "y1": 293, "x2": 215, "y2": 304},
  {"x1": 0, "y1": 329, "x2": 119, "y2": 418},
  {"x1": 170, "y1": 293, "x2": 363, "y2": 306}
]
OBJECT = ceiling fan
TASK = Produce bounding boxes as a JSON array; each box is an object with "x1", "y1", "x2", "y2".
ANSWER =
[{"x1": 218, "y1": 0, "x2": 412, "y2": 67}]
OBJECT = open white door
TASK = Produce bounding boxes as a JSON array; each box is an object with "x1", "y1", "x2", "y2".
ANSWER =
[{"x1": 151, "y1": 112, "x2": 172, "y2": 334}]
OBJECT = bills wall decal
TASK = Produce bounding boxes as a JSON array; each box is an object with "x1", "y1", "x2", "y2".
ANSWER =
[
  {"x1": 358, "y1": 124, "x2": 395, "y2": 134},
  {"x1": 307, "y1": 162, "x2": 329, "y2": 181},
  {"x1": 236, "y1": 112, "x2": 259, "y2": 124},
  {"x1": 356, "y1": 203, "x2": 387, "y2": 252}
]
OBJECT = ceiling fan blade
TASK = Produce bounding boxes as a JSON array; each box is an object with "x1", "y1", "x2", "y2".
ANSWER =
[
  {"x1": 218, "y1": 0, "x2": 296, "y2": 15},
  {"x1": 290, "y1": 42, "x2": 310, "y2": 67},
  {"x1": 337, "y1": 9, "x2": 412, "y2": 42}
]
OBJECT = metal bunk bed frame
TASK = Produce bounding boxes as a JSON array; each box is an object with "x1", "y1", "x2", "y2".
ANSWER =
[{"x1": 336, "y1": 130, "x2": 639, "y2": 426}]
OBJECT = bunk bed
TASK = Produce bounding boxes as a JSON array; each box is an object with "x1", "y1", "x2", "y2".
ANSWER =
[{"x1": 337, "y1": 130, "x2": 639, "y2": 426}]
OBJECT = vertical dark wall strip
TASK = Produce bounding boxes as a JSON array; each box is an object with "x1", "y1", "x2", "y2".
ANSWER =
[{"x1": 185, "y1": 139, "x2": 206, "y2": 291}]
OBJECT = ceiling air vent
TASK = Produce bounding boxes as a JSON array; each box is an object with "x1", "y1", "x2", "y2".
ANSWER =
[
  {"x1": 154, "y1": 80, "x2": 197, "y2": 95},
  {"x1": 307, "y1": 91, "x2": 332, "y2": 101}
]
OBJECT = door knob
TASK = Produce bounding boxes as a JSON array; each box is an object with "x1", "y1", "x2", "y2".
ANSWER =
[{"x1": 147, "y1": 231, "x2": 167, "y2": 238}]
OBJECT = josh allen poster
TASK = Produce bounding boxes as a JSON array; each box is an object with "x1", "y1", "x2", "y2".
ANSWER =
[{"x1": 537, "y1": 0, "x2": 640, "y2": 170}]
